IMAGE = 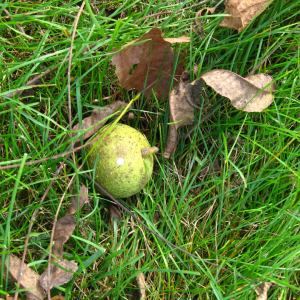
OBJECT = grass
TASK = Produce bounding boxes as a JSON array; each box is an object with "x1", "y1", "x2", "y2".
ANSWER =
[{"x1": 0, "y1": 0, "x2": 300, "y2": 299}]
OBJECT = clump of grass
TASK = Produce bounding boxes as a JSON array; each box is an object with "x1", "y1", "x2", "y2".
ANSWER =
[{"x1": 1, "y1": 0, "x2": 300, "y2": 299}]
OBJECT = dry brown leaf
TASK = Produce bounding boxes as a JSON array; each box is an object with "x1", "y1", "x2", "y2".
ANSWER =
[
  {"x1": 52, "y1": 215, "x2": 77, "y2": 260},
  {"x1": 40, "y1": 185, "x2": 89, "y2": 290},
  {"x1": 255, "y1": 282, "x2": 272, "y2": 300},
  {"x1": 72, "y1": 101, "x2": 128, "y2": 142},
  {"x1": 1, "y1": 295, "x2": 22, "y2": 300},
  {"x1": 109, "y1": 203, "x2": 122, "y2": 219},
  {"x1": 112, "y1": 28, "x2": 189, "y2": 100},
  {"x1": 0, "y1": 254, "x2": 45, "y2": 300},
  {"x1": 65, "y1": 185, "x2": 89, "y2": 216},
  {"x1": 194, "y1": 69, "x2": 275, "y2": 112},
  {"x1": 153, "y1": 210, "x2": 161, "y2": 224},
  {"x1": 200, "y1": 159, "x2": 221, "y2": 177},
  {"x1": 39, "y1": 260, "x2": 77, "y2": 290},
  {"x1": 220, "y1": 0, "x2": 273, "y2": 33},
  {"x1": 129, "y1": 273, "x2": 147, "y2": 300},
  {"x1": 163, "y1": 72, "x2": 196, "y2": 158},
  {"x1": 51, "y1": 296, "x2": 65, "y2": 300},
  {"x1": 194, "y1": 8, "x2": 216, "y2": 36}
]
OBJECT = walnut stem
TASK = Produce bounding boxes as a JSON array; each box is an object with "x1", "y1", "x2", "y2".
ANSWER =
[{"x1": 141, "y1": 147, "x2": 159, "y2": 157}]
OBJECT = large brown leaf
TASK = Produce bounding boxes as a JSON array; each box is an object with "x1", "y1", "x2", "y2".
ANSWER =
[
  {"x1": 112, "y1": 28, "x2": 189, "y2": 100},
  {"x1": 190, "y1": 70, "x2": 276, "y2": 112},
  {"x1": 0, "y1": 254, "x2": 45, "y2": 300},
  {"x1": 220, "y1": 0, "x2": 273, "y2": 33},
  {"x1": 163, "y1": 72, "x2": 195, "y2": 158}
]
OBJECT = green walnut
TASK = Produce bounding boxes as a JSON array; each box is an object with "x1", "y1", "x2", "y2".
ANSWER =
[{"x1": 86, "y1": 124, "x2": 158, "y2": 198}]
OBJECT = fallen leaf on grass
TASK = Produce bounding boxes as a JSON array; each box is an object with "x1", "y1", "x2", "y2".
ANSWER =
[
  {"x1": 40, "y1": 260, "x2": 78, "y2": 290},
  {"x1": 255, "y1": 282, "x2": 272, "y2": 300},
  {"x1": 0, "y1": 254, "x2": 45, "y2": 300},
  {"x1": 192, "y1": 70, "x2": 276, "y2": 112},
  {"x1": 109, "y1": 203, "x2": 122, "y2": 219},
  {"x1": 1, "y1": 295, "x2": 23, "y2": 300},
  {"x1": 52, "y1": 215, "x2": 77, "y2": 260},
  {"x1": 164, "y1": 69, "x2": 275, "y2": 158},
  {"x1": 112, "y1": 28, "x2": 189, "y2": 100},
  {"x1": 220, "y1": 0, "x2": 274, "y2": 33},
  {"x1": 200, "y1": 159, "x2": 222, "y2": 177},
  {"x1": 129, "y1": 273, "x2": 147, "y2": 300},
  {"x1": 72, "y1": 101, "x2": 128, "y2": 142},
  {"x1": 163, "y1": 71, "x2": 195, "y2": 158},
  {"x1": 153, "y1": 210, "x2": 161, "y2": 224},
  {"x1": 40, "y1": 185, "x2": 89, "y2": 289}
]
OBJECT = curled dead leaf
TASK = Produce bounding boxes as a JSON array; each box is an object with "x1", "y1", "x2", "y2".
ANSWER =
[
  {"x1": 195, "y1": 69, "x2": 276, "y2": 112},
  {"x1": 163, "y1": 72, "x2": 195, "y2": 159},
  {"x1": 39, "y1": 260, "x2": 78, "y2": 290},
  {"x1": 0, "y1": 254, "x2": 45, "y2": 300},
  {"x1": 220, "y1": 0, "x2": 274, "y2": 33},
  {"x1": 72, "y1": 101, "x2": 129, "y2": 142},
  {"x1": 112, "y1": 28, "x2": 189, "y2": 100}
]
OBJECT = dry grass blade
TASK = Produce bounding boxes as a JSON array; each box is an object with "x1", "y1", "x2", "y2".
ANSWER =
[
  {"x1": 134, "y1": 0, "x2": 210, "y2": 24},
  {"x1": 219, "y1": 0, "x2": 274, "y2": 32},
  {"x1": 3, "y1": 8, "x2": 25, "y2": 34},
  {"x1": 46, "y1": 2, "x2": 85, "y2": 299},
  {"x1": 112, "y1": 28, "x2": 189, "y2": 101},
  {"x1": 0, "y1": 254, "x2": 45, "y2": 300}
]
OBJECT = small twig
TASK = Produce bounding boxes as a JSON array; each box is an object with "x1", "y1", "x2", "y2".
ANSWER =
[
  {"x1": 102, "y1": 89, "x2": 121, "y2": 100},
  {"x1": 134, "y1": 0, "x2": 210, "y2": 24},
  {"x1": 0, "y1": 132, "x2": 104, "y2": 171},
  {"x1": 47, "y1": 2, "x2": 85, "y2": 299},
  {"x1": 248, "y1": 23, "x2": 300, "y2": 76},
  {"x1": 3, "y1": 65, "x2": 60, "y2": 98},
  {"x1": 3, "y1": 8, "x2": 25, "y2": 34},
  {"x1": 14, "y1": 161, "x2": 66, "y2": 300}
]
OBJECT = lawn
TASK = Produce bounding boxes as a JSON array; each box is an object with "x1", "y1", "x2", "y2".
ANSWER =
[{"x1": 0, "y1": 0, "x2": 300, "y2": 299}]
